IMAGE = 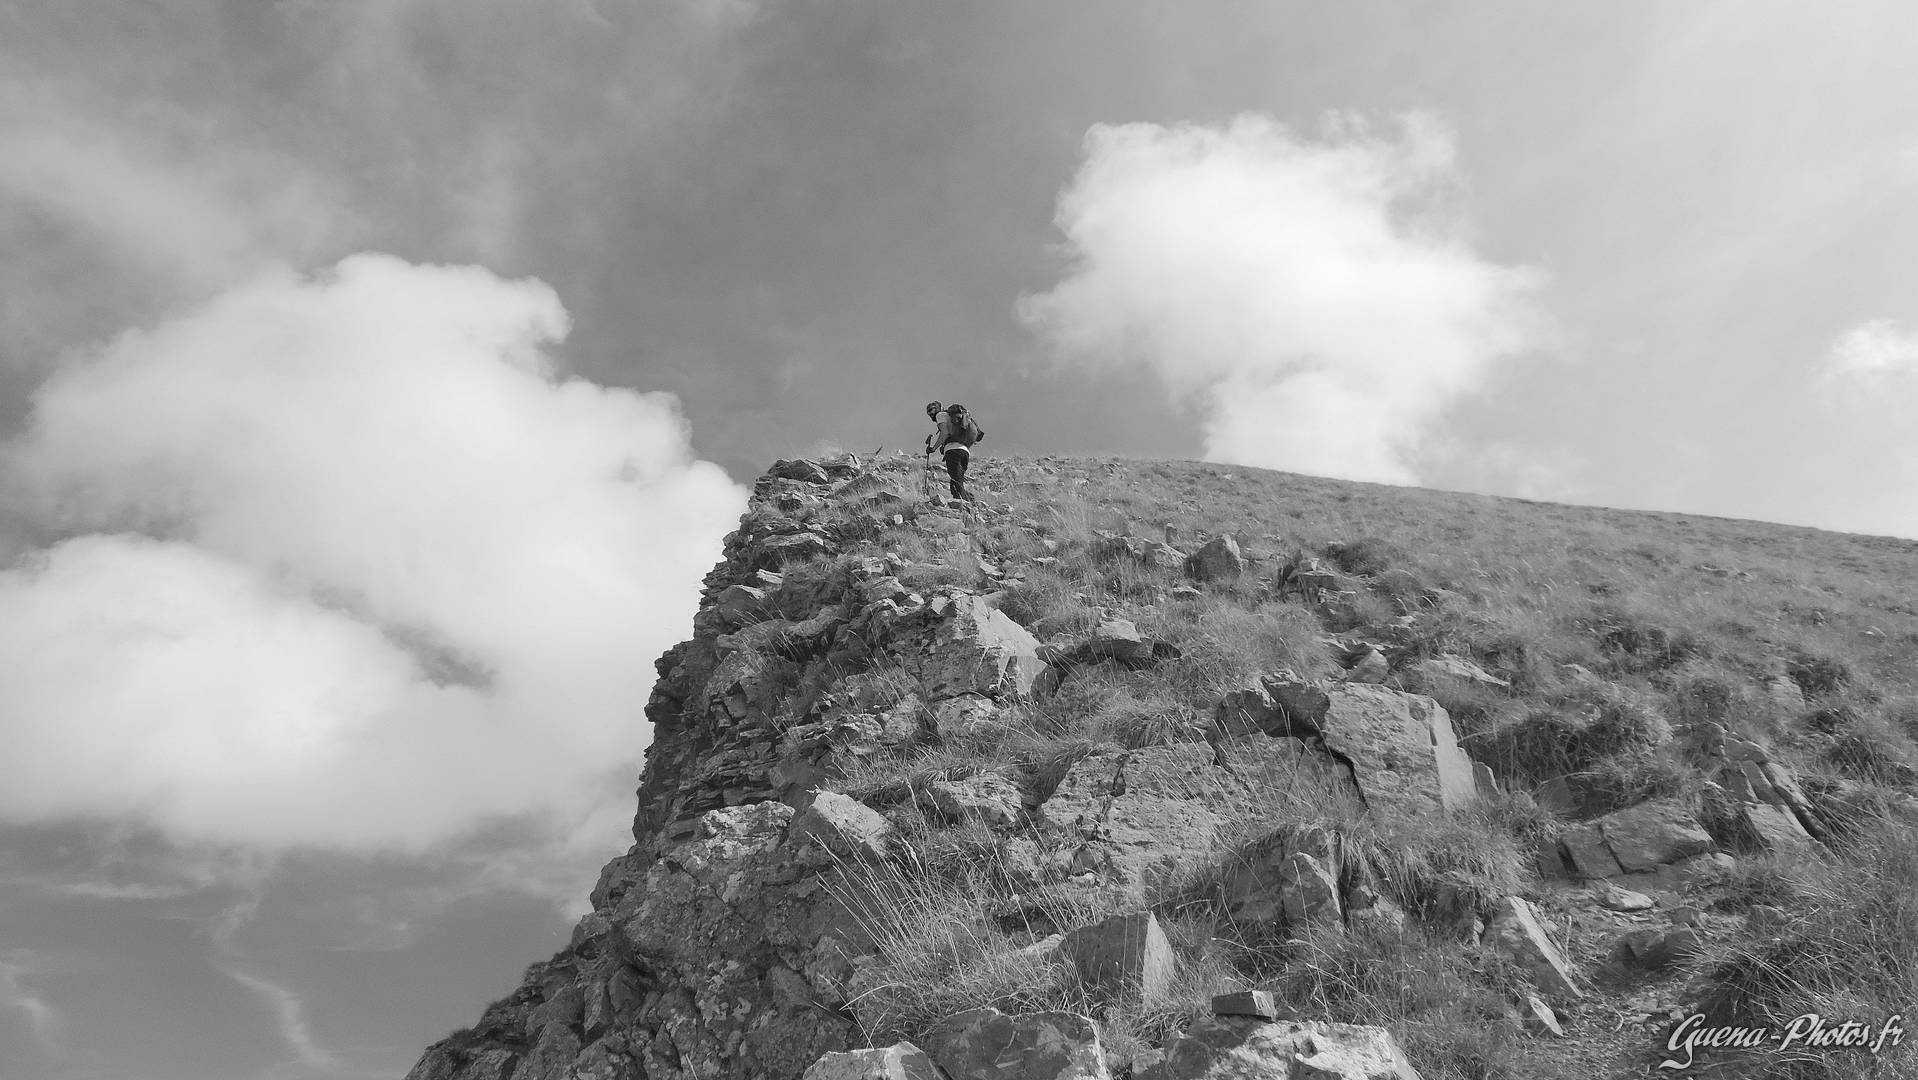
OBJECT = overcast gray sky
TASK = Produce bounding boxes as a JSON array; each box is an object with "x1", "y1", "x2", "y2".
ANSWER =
[{"x1": 6, "y1": 3, "x2": 1918, "y2": 1078}]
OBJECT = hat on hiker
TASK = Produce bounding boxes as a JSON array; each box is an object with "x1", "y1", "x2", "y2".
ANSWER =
[{"x1": 925, "y1": 401, "x2": 942, "y2": 418}]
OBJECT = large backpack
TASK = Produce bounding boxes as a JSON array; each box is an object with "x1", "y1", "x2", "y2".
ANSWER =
[{"x1": 946, "y1": 405, "x2": 983, "y2": 448}]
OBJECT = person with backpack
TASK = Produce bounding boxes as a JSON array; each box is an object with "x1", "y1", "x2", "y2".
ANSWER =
[{"x1": 924, "y1": 400, "x2": 984, "y2": 501}]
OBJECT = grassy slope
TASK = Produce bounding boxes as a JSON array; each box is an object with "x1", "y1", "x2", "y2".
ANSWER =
[{"x1": 819, "y1": 454, "x2": 1918, "y2": 1080}]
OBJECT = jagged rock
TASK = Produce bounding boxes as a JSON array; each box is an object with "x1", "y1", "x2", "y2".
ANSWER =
[
  {"x1": 709, "y1": 583, "x2": 772, "y2": 628},
  {"x1": 802, "y1": 1042, "x2": 943, "y2": 1080},
  {"x1": 1139, "y1": 1018, "x2": 1421, "y2": 1080},
  {"x1": 1523, "y1": 995, "x2": 1566, "y2": 1038},
  {"x1": 1484, "y1": 897, "x2": 1583, "y2": 999},
  {"x1": 1279, "y1": 852, "x2": 1344, "y2": 928},
  {"x1": 792, "y1": 791, "x2": 893, "y2": 862},
  {"x1": 770, "y1": 458, "x2": 832, "y2": 483},
  {"x1": 1060, "y1": 911, "x2": 1175, "y2": 1003},
  {"x1": 927, "y1": 773, "x2": 1025, "y2": 827},
  {"x1": 1593, "y1": 882, "x2": 1654, "y2": 913},
  {"x1": 1414, "y1": 656, "x2": 1510, "y2": 688},
  {"x1": 1184, "y1": 536, "x2": 1245, "y2": 582},
  {"x1": 923, "y1": 595, "x2": 1046, "y2": 700},
  {"x1": 1212, "y1": 990, "x2": 1284, "y2": 1021},
  {"x1": 923, "y1": 1008, "x2": 1110, "y2": 1080},
  {"x1": 1216, "y1": 828, "x2": 1346, "y2": 930},
  {"x1": 1170, "y1": 584, "x2": 1203, "y2": 600}
]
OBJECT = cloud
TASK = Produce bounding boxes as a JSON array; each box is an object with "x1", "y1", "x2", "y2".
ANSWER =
[
  {"x1": 0, "y1": 253, "x2": 746, "y2": 852},
  {"x1": 0, "y1": 108, "x2": 346, "y2": 289},
  {"x1": 1825, "y1": 318, "x2": 1918, "y2": 378},
  {"x1": 1019, "y1": 113, "x2": 1544, "y2": 484},
  {"x1": 0, "y1": 954, "x2": 61, "y2": 1060},
  {"x1": 218, "y1": 963, "x2": 340, "y2": 1073}
]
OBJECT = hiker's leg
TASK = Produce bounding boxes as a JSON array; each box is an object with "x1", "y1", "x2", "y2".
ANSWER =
[{"x1": 944, "y1": 449, "x2": 967, "y2": 498}]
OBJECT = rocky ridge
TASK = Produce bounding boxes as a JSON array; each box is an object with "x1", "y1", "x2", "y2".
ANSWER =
[{"x1": 406, "y1": 453, "x2": 1917, "y2": 1080}]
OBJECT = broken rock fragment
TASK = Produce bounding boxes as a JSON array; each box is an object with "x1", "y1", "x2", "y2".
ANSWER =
[{"x1": 1484, "y1": 897, "x2": 1583, "y2": 999}]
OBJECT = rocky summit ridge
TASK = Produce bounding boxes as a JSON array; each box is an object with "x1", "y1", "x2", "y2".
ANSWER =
[{"x1": 408, "y1": 453, "x2": 1918, "y2": 1080}]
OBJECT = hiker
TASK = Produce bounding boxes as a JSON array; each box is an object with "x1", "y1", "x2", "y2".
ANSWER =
[{"x1": 924, "y1": 400, "x2": 985, "y2": 501}]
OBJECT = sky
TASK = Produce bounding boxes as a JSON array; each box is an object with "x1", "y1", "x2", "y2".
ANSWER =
[{"x1": 4, "y1": 2, "x2": 1918, "y2": 1078}]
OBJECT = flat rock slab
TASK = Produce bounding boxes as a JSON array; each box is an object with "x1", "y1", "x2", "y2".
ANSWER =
[
  {"x1": 1139, "y1": 1018, "x2": 1421, "y2": 1080},
  {"x1": 1211, "y1": 990, "x2": 1284, "y2": 1021},
  {"x1": 803, "y1": 1042, "x2": 944, "y2": 1080},
  {"x1": 924, "y1": 1008, "x2": 1110, "y2": 1080},
  {"x1": 1594, "y1": 799, "x2": 1715, "y2": 873}
]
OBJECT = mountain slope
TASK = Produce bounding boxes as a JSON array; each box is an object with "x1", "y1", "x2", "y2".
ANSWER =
[{"x1": 407, "y1": 452, "x2": 1918, "y2": 1080}]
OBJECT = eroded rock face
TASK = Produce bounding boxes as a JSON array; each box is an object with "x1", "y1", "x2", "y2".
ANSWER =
[
  {"x1": 1213, "y1": 675, "x2": 1479, "y2": 817},
  {"x1": 408, "y1": 458, "x2": 1056, "y2": 1080}
]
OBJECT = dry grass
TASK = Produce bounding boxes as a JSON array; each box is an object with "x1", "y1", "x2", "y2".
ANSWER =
[{"x1": 796, "y1": 454, "x2": 1918, "y2": 1078}]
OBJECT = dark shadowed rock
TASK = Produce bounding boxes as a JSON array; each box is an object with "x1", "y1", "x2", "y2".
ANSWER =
[
  {"x1": 1059, "y1": 911, "x2": 1175, "y2": 1003},
  {"x1": 1184, "y1": 535, "x2": 1245, "y2": 582},
  {"x1": 923, "y1": 1008, "x2": 1110, "y2": 1080},
  {"x1": 1211, "y1": 990, "x2": 1284, "y2": 1020}
]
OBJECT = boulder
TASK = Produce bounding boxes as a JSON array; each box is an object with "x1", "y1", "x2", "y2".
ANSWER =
[
  {"x1": 1593, "y1": 800, "x2": 1714, "y2": 873},
  {"x1": 1184, "y1": 536, "x2": 1246, "y2": 583},
  {"x1": 1310, "y1": 683, "x2": 1479, "y2": 816},
  {"x1": 803, "y1": 1042, "x2": 944, "y2": 1080},
  {"x1": 1139, "y1": 1018, "x2": 1421, "y2": 1080},
  {"x1": 792, "y1": 791, "x2": 893, "y2": 862},
  {"x1": 927, "y1": 774, "x2": 1024, "y2": 827},
  {"x1": 1593, "y1": 882, "x2": 1654, "y2": 913},
  {"x1": 922, "y1": 595, "x2": 1047, "y2": 700},
  {"x1": 770, "y1": 458, "x2": 832, "y2": 484},
  {"x1": 1414, "y1": 656, "x2": 1509, "y2": 688},
  {"x1": 1484, "y1": 897, "x2": 1583, "y2": 999},
  {"x1": 923, "y1": 1008, "x2": 1110, "y2": 1080},
  {"x1": 1060, "y1": 911, "x2": 1175, "y2": 1003},
  {"x1": 1279, "y1": 852, "x2": 1344, "y2": 929},
  {"x1": 1215, "y1": 676, "x2": 1482, "y2": 816},
  {"x1": 1211, "y1": 990, "x2": 1284, "y2": 1021}
]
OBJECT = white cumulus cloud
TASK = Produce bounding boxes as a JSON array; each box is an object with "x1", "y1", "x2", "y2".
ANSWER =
[
  {"x1": 0, "y1": 254, "x2": 746, "y2": 851},
  {"x1": 1019, "y1": 113, "x2": 1544, "y2": 484},
  {"x1": 1825, "y1": 318, "x2": 1918, "y2": 378}
]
